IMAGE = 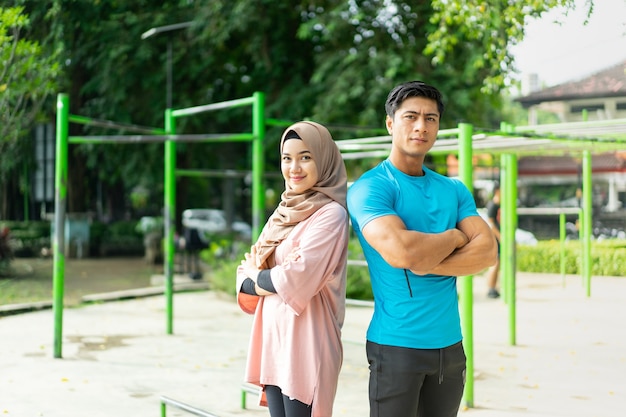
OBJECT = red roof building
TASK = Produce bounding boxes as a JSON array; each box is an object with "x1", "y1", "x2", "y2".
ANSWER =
[{"x1": 513, "y1": 61, "x2": 626, "y2": 215}]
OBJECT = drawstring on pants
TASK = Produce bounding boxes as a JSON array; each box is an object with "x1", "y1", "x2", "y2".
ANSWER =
[{"x1": 438, "y1": 348, "x2": 444, "y2": 384}]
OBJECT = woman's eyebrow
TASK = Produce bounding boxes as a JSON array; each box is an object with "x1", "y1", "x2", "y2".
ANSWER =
[{"x1": 282, "y1": 150, "x2": 312, "y2": 155}]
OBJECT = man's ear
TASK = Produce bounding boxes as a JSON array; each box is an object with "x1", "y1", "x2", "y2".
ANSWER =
[{"x1": 385, "y1": 115, "x2": 393, "y2": 135}]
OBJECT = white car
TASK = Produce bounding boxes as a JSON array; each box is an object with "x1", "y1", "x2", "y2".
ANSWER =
[{"x1": 182, "y1": 209, "x2": 252, "y2": 239}]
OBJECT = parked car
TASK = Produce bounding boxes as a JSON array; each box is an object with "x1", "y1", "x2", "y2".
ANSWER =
[{"x1": 182, "y1": 209, "x2": 252, "y2": 240}]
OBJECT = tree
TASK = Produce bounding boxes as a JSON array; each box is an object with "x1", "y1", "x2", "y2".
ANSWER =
[
  {"x1": 297, "y1": 0, "x2": 587, "y2": 130},
  {"x1": 1, "y1": 0, "x2": 594, "y2": 222},
  {"x1": 0, "y1": 6, "x2": 59, "y2": 219}
]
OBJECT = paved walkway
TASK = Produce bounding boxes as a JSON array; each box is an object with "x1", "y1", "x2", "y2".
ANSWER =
[{"x1": 1, "y1": 272, "x2": 625, "y2": 416}]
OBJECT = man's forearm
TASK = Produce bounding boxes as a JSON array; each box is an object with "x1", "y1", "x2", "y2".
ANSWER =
[
  {"x1": 428, "y1": 236, "x2": 497, "y2": 276},
  {"x1": 404, "y1": 229, "x2": 468, "y2": 272}
]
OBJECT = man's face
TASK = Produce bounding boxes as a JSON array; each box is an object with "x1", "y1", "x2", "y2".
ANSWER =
[{"x1": 386, "y1": 96, "x2": 440, "y2": 159}]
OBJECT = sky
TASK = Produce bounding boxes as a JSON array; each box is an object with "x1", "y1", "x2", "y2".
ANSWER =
[{"x1": 510, "y1": 0, "x2": 626, "y2": 89}]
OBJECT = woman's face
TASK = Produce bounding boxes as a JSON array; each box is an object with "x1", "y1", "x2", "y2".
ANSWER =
[{"x1": 281, "y1": 138, "x2": 319, "y2": 194}]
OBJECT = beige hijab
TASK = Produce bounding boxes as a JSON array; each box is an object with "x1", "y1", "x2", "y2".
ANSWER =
[{"x1": 254, "y1": 121, "x2": 347, "y2": 268}]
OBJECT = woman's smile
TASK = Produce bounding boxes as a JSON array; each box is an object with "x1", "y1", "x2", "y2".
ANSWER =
[{"x1": 282, "y1": 139, "x2": 319, "y2": 193}]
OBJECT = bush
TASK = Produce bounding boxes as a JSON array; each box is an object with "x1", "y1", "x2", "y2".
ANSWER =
[
  {"x1": 200, "y1": 242, "x2": 245, "y2": 295},
  {"x1": 92, "y1": 220, "x2": 144, "y2": 256},
  {"x1": 204, "y1": 235, "x2": 626, "y2": 304},
  {"x1": 0, "y1": 221, "x2": 51, "y2": 258},
  {"x1": 516, "y1": 239, "x2": 626, "y2": 276},
  {"x1": 204, "y1": 237, "x2": 374, "y2": 300},
  {"x1": 346, "y1": 238, "x2": 372, "y2": 300}
]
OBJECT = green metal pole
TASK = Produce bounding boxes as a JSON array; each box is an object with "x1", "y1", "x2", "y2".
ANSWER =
[
  {"x1": 457, "y1": 122, "x2": 474, "y2": 408},
  {"x1": 53, "y1": 94, "x2": 69, "y2": 358},
  {"x1": 499, "y1": 155, "x2": 509, "y2": 304},
  {"x1": 582, "y1": 151, "x2": 592, "y2": 296},
  {"x1": 499, "y1": 122, "x2": 514, "y2": 303},
  {"x1": 251, "y1": 91, "x2": 266, "y2": 240},
  {"x1": 505, "y1": 154, "x2": 517, "y2": 346},
  {"x1": 164, "y1": 109, "x2": 177, "y2": 334},
  {"x1": 578, "y1": 209, "x2": 584, "y2": 285},
  {"x1": 560, "y1": 213, "x2": 566, "y2": 286}
]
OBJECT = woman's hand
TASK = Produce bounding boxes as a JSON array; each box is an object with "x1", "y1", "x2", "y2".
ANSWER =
[{"x1": 241, "y1": 246, "x2": 261, "y2": 282}]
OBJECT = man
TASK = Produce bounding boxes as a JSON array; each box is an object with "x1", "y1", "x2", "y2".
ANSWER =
[
  {"x1": 485, "y1": 184, "x2": 501, "y2": 298},
  {"x1": 347, "y1": 80, "x2": 497, "y2": 417}
]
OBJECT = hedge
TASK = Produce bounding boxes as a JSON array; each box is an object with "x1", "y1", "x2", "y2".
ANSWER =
[
  {"x1": 517, "y1": 239, "x2": 626, "y2": 277},
  {"x1": 206, "y1": 238, "x2": 626, "y2": 301}
]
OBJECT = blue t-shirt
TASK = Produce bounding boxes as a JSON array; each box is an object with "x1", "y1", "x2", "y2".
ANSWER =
[{"x1": 347, "y1": 159, "x2": 478, "y2": 349}]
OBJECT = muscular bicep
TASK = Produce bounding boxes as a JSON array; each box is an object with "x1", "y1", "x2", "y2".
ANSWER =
[{"x1": 361, "y1": 215, "x2": 410, "y2": 268}]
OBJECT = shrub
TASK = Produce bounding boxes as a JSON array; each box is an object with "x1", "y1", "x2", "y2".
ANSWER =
[
  {"x1": 516, "y1": 239, "x2": 626, "y2": 276},
  {"x1": 204, "y1": 237, "x2": 374, "y2": 300},
  {"x1": 0, "y1": 221, "x2": 51, "y2": 258},
  {"x1": 92, "y1": 220, "x2": 144, "y2": 257},
  {"x1": 204, "y1": 237, "x2": 626, "y2": 304},
  {"x1": 346, "y1": 238, "x2": 372, "y2": 300},
  {"x1": 201, "y1": 243, "x2": 245, "y2": 295}
]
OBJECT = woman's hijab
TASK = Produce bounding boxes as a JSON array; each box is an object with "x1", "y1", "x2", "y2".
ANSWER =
[{"x1": 254, "y1": 121, "x2": 347, "y2": 268}]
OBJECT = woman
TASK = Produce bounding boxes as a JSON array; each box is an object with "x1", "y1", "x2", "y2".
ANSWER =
[{"x1": 236, "y1": 120, "x2": 349, "y2": 417}]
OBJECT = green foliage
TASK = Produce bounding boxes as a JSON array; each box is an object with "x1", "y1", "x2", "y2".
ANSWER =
[
  {"x1": 346, "y1": 237, "x2": 373, "y2": 300},
  {"x1": 204, "y1": 236, "x2": 374, "y2": 300},
  {"x1": 1, "y1": 0, "x2": 596, "y2": 221},
  {"x1": 0, "y1": 221, "x2": 50, "y2": 257},
  {"x1": 0, "y1": 5, "x2": 60, "y2": 189},
  {"x1": 199, "y1": 242, "x2": 246, "y2": 295},
  {"x1": 105, "y1": 221, "x2": 142, "y2": 238},
  {"x1": 91, "y1": 220, "x2": 144, "y2": 256},
  {"x1": 207, "y1": 236, "x2": 626, "y2": 302},
  {"x1": 427, "y1": 0, "x2": 580, "y2": 94},
  {"x1": 517, "y1": 239, "x2": 626, "y2": 277},
  {"x1": 204, "y1": 256, "x2": 240, "y2": 296}
]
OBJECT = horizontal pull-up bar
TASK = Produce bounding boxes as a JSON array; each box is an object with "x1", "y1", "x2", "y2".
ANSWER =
[
  {"x1": 68, "y1": 114, "x2": 165, "y2": 134},
  {"x1": 68, "y1": 133, "x2": 255, "y2": 144},
  {"x1": 172, "y1": 96, "x2": 256, "y2": 118},
  {"x1": 177, "y1": 169, "x2": 248, "y2": 178},
  {"x1": 53, "y1": 92, "x2": 267, "y2": 359},
  {"x1": 517, "y1": 207, "x2": 581, "y2": 215},
  {"x1": 175, "y1": 169, "x2": 282, "y2": 179}
]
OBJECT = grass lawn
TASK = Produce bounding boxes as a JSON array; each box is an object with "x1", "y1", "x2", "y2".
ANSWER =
[{"x1": 0, "y1": 257, "x2": 157, "y2": 307}]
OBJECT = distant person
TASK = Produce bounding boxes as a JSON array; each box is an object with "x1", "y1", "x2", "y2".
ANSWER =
[
  {"x1": 236, "y1": 121, "x2": 349, "y2": 417},
  {"x1": 485, "y1": 184, "x2": 501, "y2": 298},
  {"x1": 347, "y1": 80, "x2": 497, "y2": 417}
]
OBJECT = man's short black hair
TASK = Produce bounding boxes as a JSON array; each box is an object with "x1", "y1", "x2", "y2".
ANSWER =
[{"x1": 385, "y1": 80, "x2": 445, "y2": 119}]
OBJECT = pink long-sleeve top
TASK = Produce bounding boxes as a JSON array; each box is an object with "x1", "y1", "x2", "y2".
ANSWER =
[{"x1": 236, "y1": 201, "x2": 349, "y2": 417}]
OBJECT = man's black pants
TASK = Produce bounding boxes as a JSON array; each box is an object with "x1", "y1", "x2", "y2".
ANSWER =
[{"x1": 367, "y1": 340, "x2": 466, "y2": 417}]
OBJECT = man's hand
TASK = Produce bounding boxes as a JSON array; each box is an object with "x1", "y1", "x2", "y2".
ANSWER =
[
  {"x1": 427, "y1": 216, "x2": 497, "y2": 276},
  {"x1": 453, "y1": 228, "x2": 470, "y2": 249},
  {"x1": 410, "y1": 228, "x2": 468, "y2": 275}
]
